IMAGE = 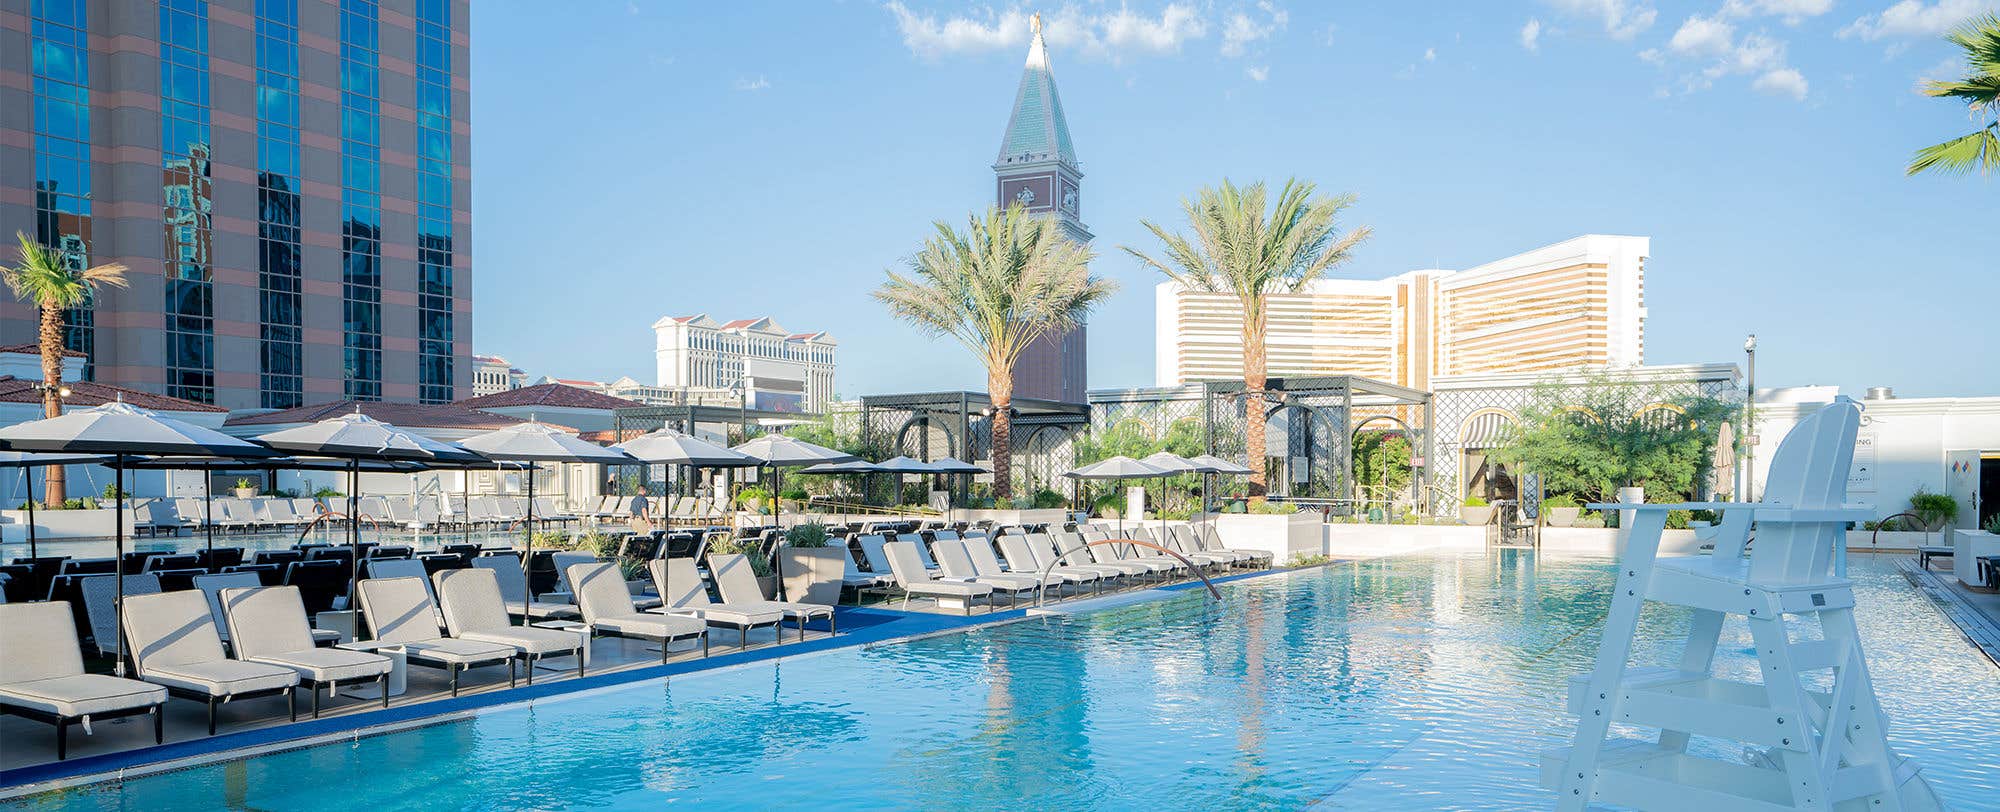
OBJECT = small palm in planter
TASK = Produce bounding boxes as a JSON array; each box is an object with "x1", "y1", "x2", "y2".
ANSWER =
[
  {"x1": 1541, "y1": 494, "x2": 1581, "y2": 527},
  {"x1": 1459, "y1": 495, "x2": 1495, "y2": 526},
  {"x1": 232, "y1": 477, "x2": 258, "y2": 498}
]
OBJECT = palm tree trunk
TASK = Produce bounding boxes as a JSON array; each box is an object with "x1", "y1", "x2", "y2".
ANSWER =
[
  {"x1": 38, "y1": 301, "x2": 66, "y2": 507},
  {"x1": 989, "y1": 366, "x2": 1013, "y2": 501},
  {"x1": 1243, "y1": 304, "x2": 1267, "y2": 499}
]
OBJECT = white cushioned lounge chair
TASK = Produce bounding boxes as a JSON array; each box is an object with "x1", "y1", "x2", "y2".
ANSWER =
[
  {"x1": 648, "y1": 558, "x2": 785, "y2": 650},
  {"x1": 470, "y1": 556, "x2": 580, "y2": 621},
  {"x1": 880, "y1": 541, "x2": 991, "y2": 615},
  {"x1": 0, "y1": 601, "x2": 167, "y2": 760},
  {"x1": 931, "y1": 540, "x2": 1040, "y2": 608},
  {"x1": 432, "y1": 568, "x2": 585, "y2": 684},
  {"x1": 565, "y1": 562, "x2": 708, "y2": 663},
  {"x1": 708, "y1": 553, "x2": 835, "y2": 642},
  {"x1": 356, "y1": 576, "x2": 519, "y2": 696},
  {"x1": 218, "y1": 585, "x2": 393, "y2": 717},
  {"x1": 122, "y1": 589, "x2": 299, "y2": 734}
]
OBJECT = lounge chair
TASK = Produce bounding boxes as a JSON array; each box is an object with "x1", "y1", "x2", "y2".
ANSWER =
[
  {"x1": 960, "y1": 535, "x2": 1076, "y2": 597},
  {"x1": 931, "y1": 540, "x2": 1039, "y2": 608},
  {"x1": 566, "y1": 562, "x2": 708, "y2": 662},
  {"x1": 1168, "y1": 524, "x2": 1248, "y2": 567},
  {"x1": 355, "y1": 576, "x2": 518, "y2": 696},
  {"x1": 880, "y1": 541, "x2": 991, "y2": 615},
  {"x1": 648, "y1": 558, "x2": 785, "y2": 649},
  {"x1": 432, "y1": 568, "x2": 586, "y2": 684},
  {"x1": 994, "y1": 532, "x2": 1110, "y2": 592},
  {"x1": 470, "y1": 556, "x2": 580, "y2": 620},
  {"x1": 218, "y1": 585, "x2": 393, "y2": 717},
  {"x1": 196, "y1": 571, "x2": 344, "y2": 648},
  {"x1": 121, "y1": 590, "x2": 299, "y2": 734},
  {"x1": 80, "y1": 572, "x2": 161, "y2": 657},
  {"x1": 709, "y1": 553, "x2": 835, "y2": 641},
  {"x1": 1196, "y1": 523, "x2": 1273, "y2": 566},
  {"x1": 0, "y1": 601, "x2": 167, "y2": 760},
  {"x1": 1027, "y1": 532, "x2": 1133, "y2": 583}
]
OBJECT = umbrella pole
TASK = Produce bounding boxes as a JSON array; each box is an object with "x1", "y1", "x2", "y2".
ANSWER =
[
  {"x1": 25, "y1": 467, "x2": 36, "y2": 560},
  {"x1": 204, "y1": 465, "x2": 214, "y2": 559},
  {"x1": 461, "y1": 469, "x2": 470, "y2": 547},
  {"x1": 523, "y1": 463, "x2": 535, "y2": 623},
  {"x1": 349, "y1": 458, "x2": 363, "y2": 642},
  {"x1": 113, "y1": 455, "x2": 128, "y2": 676}
]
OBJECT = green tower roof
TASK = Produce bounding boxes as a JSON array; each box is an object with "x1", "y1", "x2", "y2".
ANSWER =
[{"x1": 996, "y1": 16, "x2": 1076, "y2": 168}]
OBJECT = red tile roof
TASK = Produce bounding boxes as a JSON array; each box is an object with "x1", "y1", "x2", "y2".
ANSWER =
[
  {"x1": 0, "y1": 343, "x2": 87, "y2": 359},
  {"x1": 224, "y1": 400, "x2": 531, "y2": 429},
  {"x1": 718, "y1": 318, "x2": 758, "y2": 329},
  {"x1": 0, "y1": 376, "x2": 227, "y2": 412},
  {"x1": 455, "y1": 382, "x2": 643, "y2": 411}
]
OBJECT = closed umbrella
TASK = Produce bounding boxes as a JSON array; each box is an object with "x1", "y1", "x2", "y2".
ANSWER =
[
  {"x1": 0, "y1": 401, "x2": 279, "y2": 674},
  {"x1": 0, "y1": 451, "x2": 109, "y2": 560},
  {"x1": 458, "y1": 421, "x2": 634, "y2": 622},
  {"x1": 1063, "y1": 456, "x2": 1168, "y2": 536},
  {"x1": 257, "y1": 413, "x2": 455, "y2": 640}
]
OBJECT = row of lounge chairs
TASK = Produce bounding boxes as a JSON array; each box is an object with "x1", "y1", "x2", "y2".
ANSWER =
[
  {"x1": 122, "y1": 495, "x2": 602, "y2": 537},
  {"x1": 581, "y1": 495, "x2": 731, "y2": 526}
]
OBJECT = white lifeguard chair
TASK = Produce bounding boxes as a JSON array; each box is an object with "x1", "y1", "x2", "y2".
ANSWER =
[{"x1": 1543, "y1": 398, "x2": 1941, "y2": 811}]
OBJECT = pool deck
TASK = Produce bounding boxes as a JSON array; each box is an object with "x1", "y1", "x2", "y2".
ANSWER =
[
  {"x1": 0, "y1": 562, "x2": 1305, "y2": 798},
  {"x1": 1900, "y1": 558, "x2": 2000, "y2": 666}
]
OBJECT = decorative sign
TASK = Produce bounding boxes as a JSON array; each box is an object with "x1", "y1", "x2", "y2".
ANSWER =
[
  {"x1": 1410, "y1": 455, "x2": 1426, "y2": 468},
  {"x1": 1847, "y1": 433, "x2": 1875, "y2": 493}
]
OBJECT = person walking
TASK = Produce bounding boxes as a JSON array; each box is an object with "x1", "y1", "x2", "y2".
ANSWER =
[{"x1": 628, "y1": 484, "x2": 655, "y2": 535}]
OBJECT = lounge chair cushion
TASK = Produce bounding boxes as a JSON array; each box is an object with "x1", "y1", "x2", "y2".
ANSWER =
[
  {"x1": 143, "y1": 660, "x2": 297, "y2": 697},
  {"x1": 401, "y1": 638, "x2": 516, "y2": 665},
  {"x1": 247, "y1": 647, "x2": 392, "y2": 684},
  {"x1": 589, "y1": 612, "x2": 706, "y2": 640},
  {"x1": 460, "y1": 627, "x2": 582, "y2": 656},
  {"x1": 903, "y1": 581, "x2": 990, "y2": 597},
  {"x1": 0, "y1": 674, "x2": 165, "y2": 717},
  {"x1": 656, "y1": 605, "x2": 781, "y2": 627}
]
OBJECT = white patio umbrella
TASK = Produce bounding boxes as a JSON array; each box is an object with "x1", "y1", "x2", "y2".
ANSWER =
[
  {"x1": 0, "y1": 451, "x2": 110, "y2": 560},
  {"x1": 612, "y1": 428, "x2": 758, "y2": 521},
  {"x1": 1187, "y1": 454, "x2": 1252, "y2": 520},
  {"x1": 730, "y1": 434, "x2": 856, "y2": 527},
  {"x1": 0, "y1": 400, "x2": 280, "y2": 673},
  {"x1": 257, "y1": 413, "x2": 456, "y2": 639},
  {"x1": 459, "y1": 421, "x2": 635, "y2": 621},
  {"x1": 1062, "y1": 456, "x2": 1169, "y2": 536},
  {"x1": 1140, "y1": 452, "x2": 1203, "y2": 540}
]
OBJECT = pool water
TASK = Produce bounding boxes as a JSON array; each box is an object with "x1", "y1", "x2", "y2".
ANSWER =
[{"x1": 14, "y1": 552, "x2": 1999, "y2": 811}]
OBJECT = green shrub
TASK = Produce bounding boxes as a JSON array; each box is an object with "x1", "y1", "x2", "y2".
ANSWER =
[
  {"x1": 78, "y1": 497, "x2": 97, "y2": 510},
  {"x1": 312, "y1": 486, "x2": 342, "y2": 499},
  {"x1": 708, "y1": 537, "x2": 773, "y2": 576},
  {"x1": 737, "y1": 487, "x2": 772, "y2": 514},
  {"x1": 233, "y1": 477, "x2": 254, "y2": 490},
  {"x1": 1092, "y1": 490, "x2": 1126, "y2": 516},
  {"x1": 1541, "y1": 494, "x2": 1579, "y2": 510},
  {"x1": 785, "y1": 523, "x2": 830, "y2": 548},
  {"x1": 101, "y1": 483, "x2": 129, "y2": 501},
  {"x1": 1665, "y1": 509, "x2": 1692, "y2": 530},
  {"x1": 779, "y1": 488, "x2": 809, "y2": 503},
  {"x1": 1462, "y1": 495, "x2": 1488, "y2": 507},
  {"x1": 1248, "y1": 500, "x2": 1294, "y2": 515},
  {"x1": 1908, "y1": 487, "x2": 1958, "y2": 529},
  {"x1": 1030, "y1": 489, "x2": 1066, "y2": 509},
  {"x1": 1983, "y1": 513, "x2": 2000, "y2": 534},
  {"x1": 1571, "y1": 510, "x2": 1605, "y2": 528}
]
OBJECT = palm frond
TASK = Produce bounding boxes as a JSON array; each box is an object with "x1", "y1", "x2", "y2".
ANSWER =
[
  {"x1": 1906, "y1": 124, "x2": 2000, "y2": 176},
  {"x1": 1911, "y1": 14, "x2": 2000, "y2": 176},
  {"x1": 1121, "y1": 177, "x2": 1371, "y2": 319},
  {"x1": 6, "y1": 231, "x2": 126, "y2": 309}
]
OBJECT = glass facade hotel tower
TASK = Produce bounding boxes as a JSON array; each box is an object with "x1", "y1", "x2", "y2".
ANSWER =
[{"x1": 0, "y1": 0, "x2": 472, "y2": 408}]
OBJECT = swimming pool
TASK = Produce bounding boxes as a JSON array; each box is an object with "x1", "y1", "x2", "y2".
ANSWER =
[{"x1": 12, "y1": 552, "x2": 1998, "y2": 810}]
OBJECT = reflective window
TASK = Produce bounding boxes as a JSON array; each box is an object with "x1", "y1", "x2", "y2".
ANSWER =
[
  {"x1": 31, "y1": 0, "x2": 97, "y2": 375},
  {"x1": 341, "y1": 0, "x2": 383, "y2": 401},
  {"x1": 159, "y1": 0, "x2": 213, "y2": 403},
  {"x1": 415, "y1": 0, "x2": 454, "y2": 403},
  {"x1": 255, "y1": 0, "x2": 302, "y2": 408}
]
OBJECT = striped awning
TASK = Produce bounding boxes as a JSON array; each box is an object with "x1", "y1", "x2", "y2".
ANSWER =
[{"x1": 1458, "y1": 411, "x2": 1514, "y2": 449}]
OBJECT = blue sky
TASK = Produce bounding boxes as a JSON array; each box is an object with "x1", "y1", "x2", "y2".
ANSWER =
[{"x1": 470, "y1": 0, "x2": 1997, "y2": 399}]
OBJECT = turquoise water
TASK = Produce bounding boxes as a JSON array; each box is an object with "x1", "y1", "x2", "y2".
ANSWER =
[{"x1": 14, "y1": 552, "x2": 1999, "y2": 810}]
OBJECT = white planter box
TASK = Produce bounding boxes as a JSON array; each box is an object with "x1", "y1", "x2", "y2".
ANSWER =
[
  {"x1": 1951, "y1": 529, "x2": 2000, "y2": 588},
  {"x1": 1207, "y1": 511, "x2": 1322, "y2": 564},
  {"x1": 0, "y1": 508, "x2": 136, "y2": 541},
  {"x1": 959, "y1": 508, "x2": 1069, "y2": 527},
  {"x1": 1324, "y1": 523, "x2": 1484, "y2": 557}
]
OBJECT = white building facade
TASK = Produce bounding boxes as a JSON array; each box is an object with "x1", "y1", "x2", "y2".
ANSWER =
[
  {"x1": 652, "y1": 315, "x2": 836, "y2": 413},
  {"x1": 1155, "y1": 234, "x2": 1649, "y2": 392},
  {"x1": 1748, "y1": 387, "x2": 1999, "y2": 531},
  {"x1": 470, "y1": 355, "x2": 527, "y2": 397}
]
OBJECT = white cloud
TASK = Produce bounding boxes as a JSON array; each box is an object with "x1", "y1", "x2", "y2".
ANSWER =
[
  {"x1": 734, "y1": 76, "x2": 771, "y2": 91},
  {"x1": 1719, "y1": 0, "x2": 1833, "y2": 24},
  {"x1": 1520, "y1": 18, "x2": 1544, "y2": 51},
  {"x1": 1840, "y1": 0, "x2": 2000, "y2": 40},
  {"x1": 1221, "y1": 2, "x2": 1288, "y2": 57},
  {"x1": 1548, "y1": 0, "x2": 1659, "y2": 40},
  {"x1": 885, "y1": 2, "x2": 1213, "y2": 61},
  {"x1": 1752, "y1": 66, "x2": 1809, "y2": 98},
  {"x1": 1669, "y1": 15, "x2": 1736, "y2": 57},
  {"x1": 1916, "y1": 56, "x2": 1963, "y2": 87},
  {"x1": 1246, "y1": 65, "x2": 1270, "y2": 81},
  {"x1": 1423, "y1": 46, "x2": 1437, "y2": 61}
]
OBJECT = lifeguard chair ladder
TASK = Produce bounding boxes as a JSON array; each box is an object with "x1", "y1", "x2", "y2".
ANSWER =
[{"x1": 1542, "y1": 398, "x2": 1941, "y2": 811}]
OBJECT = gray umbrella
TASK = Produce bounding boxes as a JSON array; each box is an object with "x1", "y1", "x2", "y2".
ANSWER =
[
  {"x1": 459, "y1": 421, "x2": 634, "y2": 621},
  {"x1": 0, "y1": 451, "x2": 110, "y2": 560},
  {"x1": 1063, "y1": 456, "x2": 1168, "y2": 536},
  {"x1": 730, "y1": 435, "x2": 857, "y2": 598},
  {"x1": 874, "y1": 456, "x2": 944, "y2": 510},
  {"x1": 1187, "y1": 454, "x2": 1252, "y2": 521},
  {"x1": 613, "y1": 429, "x2": 757, "y2": 512},
  {"x1": 797, "y1": 459, "x2": 882, "y2": 474},
  {"x1": 0, "y1": 401, "x2": 279, "y2": 674},
  {"x1": 1139, "y1": 453, "x2": 1202, "y2": 539}
]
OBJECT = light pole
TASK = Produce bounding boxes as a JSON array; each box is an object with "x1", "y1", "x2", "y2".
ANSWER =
[{"x1": 1742, "y1": 334, "x2": 1757, "y2": 502}]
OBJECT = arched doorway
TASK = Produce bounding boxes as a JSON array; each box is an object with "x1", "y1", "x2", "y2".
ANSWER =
[{"x1": 1458, "y1": 408, "x2": 1517, "y2": 502}]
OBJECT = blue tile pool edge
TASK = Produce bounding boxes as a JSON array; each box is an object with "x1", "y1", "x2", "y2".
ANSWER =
[{"x1": 0, "y1": 561, "x2": 1319, "y2": 799}]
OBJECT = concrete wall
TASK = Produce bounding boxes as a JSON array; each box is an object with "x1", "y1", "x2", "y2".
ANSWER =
[{"x1": 1749, "y1": 392, "x2": 2000, "y2": 528}]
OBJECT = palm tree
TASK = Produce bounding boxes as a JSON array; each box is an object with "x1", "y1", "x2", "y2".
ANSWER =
[
  {"x1": 1123, "y1": 179, "x2": 1370, "y2": 499},
  {"x1": 4, "y1": 232, "x2": 127, "y2": 506},
  {"x1": 1908, "y1": 13, "x2": 1999, "y2": 176},
  {"x1": 876, "y1": 205, "x2": 1113, "y2": 500}
]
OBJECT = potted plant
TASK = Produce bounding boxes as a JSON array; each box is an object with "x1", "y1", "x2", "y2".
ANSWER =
[
  {"x1": 777, "y1": 523, "x2": 845, "y2": 605},
  {"x1": 1459, "y1": 495, "x2": 1495, "y2": 526},
  {"x1": 736, "y1": 486, "x2": 772, "y2": 516},
  {"x1": 1542, "y1": 494, "x2": 1581, "y2": 527},
  {"x1": 232, "y1": 477, "x2": 258, "y2": 499}
]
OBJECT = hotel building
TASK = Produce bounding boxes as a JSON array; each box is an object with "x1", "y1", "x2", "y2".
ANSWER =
[
  {"x1": 1154, "y1": 235, "x2": 1649, "y2": 391},
  {"x1": 469, "y1": 353, "x2": 524, "y2": 397},
  {"x1": 652, "y1": 315, "x2": 836, "y2": 413},
  {"x1": 0, "y1": 0, "x2": 472, "y2": 409}
]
